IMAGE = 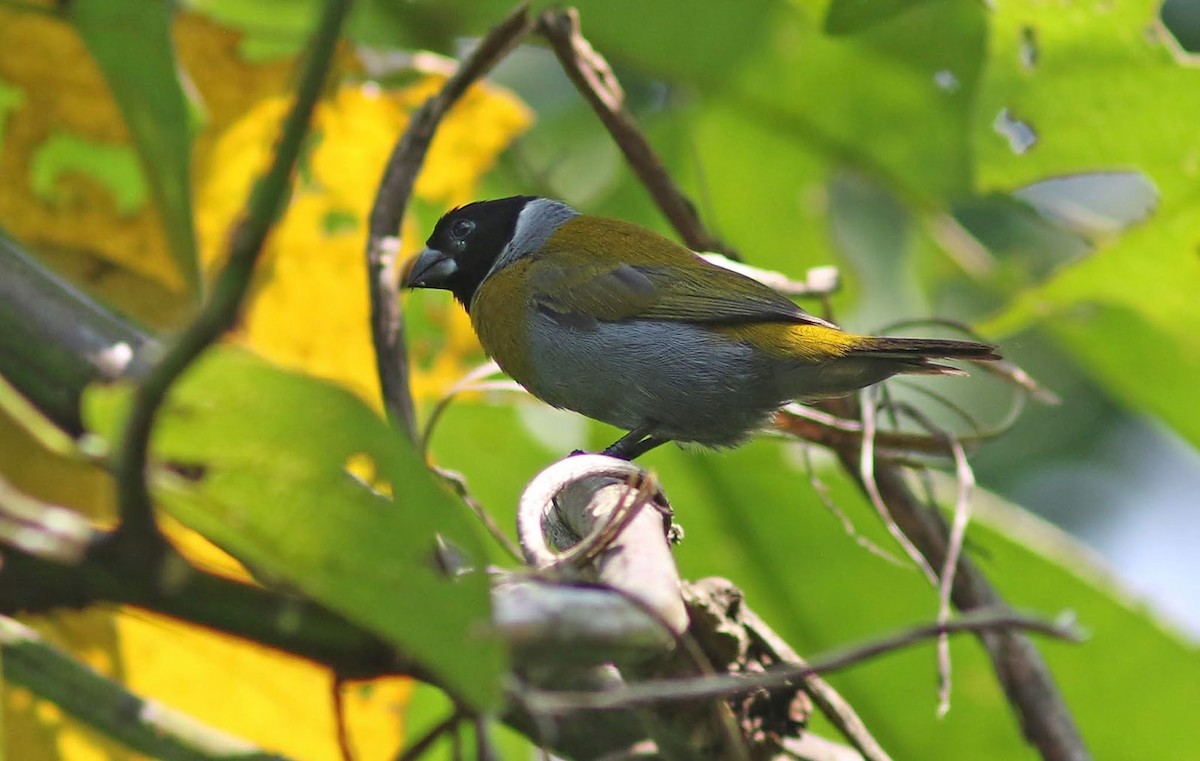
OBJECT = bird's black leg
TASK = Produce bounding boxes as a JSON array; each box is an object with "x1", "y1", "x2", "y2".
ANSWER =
[{"x1": 602, "y1": 423, "x2": 668, "y2": 460}]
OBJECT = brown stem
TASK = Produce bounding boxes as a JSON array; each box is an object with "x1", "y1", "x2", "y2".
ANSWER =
[
  {"x1": 830, "y1": 439, "x2": 1089, "y2": 761},
  {"x1": 536, "y1": 8, "x2": 734, "y2": 258},
  {"x1": 365, "y1": 2, "x2": 534, "y2": 440}
]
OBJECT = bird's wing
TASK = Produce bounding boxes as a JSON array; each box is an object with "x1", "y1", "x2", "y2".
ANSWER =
[{"x1": 527, "y1": 222, "x2": 834, "y2": 327}]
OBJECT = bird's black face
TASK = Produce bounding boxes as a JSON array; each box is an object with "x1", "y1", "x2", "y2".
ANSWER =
[{"x1": 406, "y1": 196, "x2": 536, "y2": 308}]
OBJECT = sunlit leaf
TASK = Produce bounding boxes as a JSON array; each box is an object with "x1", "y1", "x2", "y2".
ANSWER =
[{"x1": 83, "y1": 348, "x2": 505, "y2": 709}]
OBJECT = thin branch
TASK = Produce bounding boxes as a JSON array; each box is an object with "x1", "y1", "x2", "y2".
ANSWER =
[
  {"x1": 366, "y1": 2, "x2": 534, "y2": 440},
  {"x1": 521, "y1": 609, "x2": 1079, "y2": 714},
  {"x1": 420, "y1": 360, "x2": 514, "y2": 454},
  {"x1": 474, "y1": 716, "x2": 499, "y2": 761},
  {"x1": 536, "y1": 8, "x2": 733, "y2": 257},
  {"x1": 737, "y1": 600, "x2": 893, "y2": 761},
  {"x1": 333, "y1": 676, "x2": 355, "y2": 761},
  {"x1": 773, "y1": 404, "x2": 1007, "y2": 458},
  {"x1": 433, "y1": 466, "x2": 524, "y2": 562},
  {"x1": 1, "y1": 533, "x2": 407, "y2": 681},
  {"x1": 858, "y1": 389, "x2": 939, "y2": 585},
  {"x1": 884, "y1": 402, "x2": 976, "y2": 716},
  {"x1": 798, "y1": 444, "x2": 904, "y2": 567},
  {"x1": 107, "y1": 0, "x2": 352, "y2": 561}
]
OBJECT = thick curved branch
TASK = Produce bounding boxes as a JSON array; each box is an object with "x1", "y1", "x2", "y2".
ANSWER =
[{"x1": 365, "y1": 3, "x2": 534, "y2": 440}]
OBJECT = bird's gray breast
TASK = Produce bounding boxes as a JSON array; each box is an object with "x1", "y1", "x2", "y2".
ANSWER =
[{"x1": 522, "y1": 309, "x2": 784, "y2": 446}]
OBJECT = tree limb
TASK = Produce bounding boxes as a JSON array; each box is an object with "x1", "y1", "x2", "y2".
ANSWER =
[{"x1": 365, "y1": 2, "x2": 534, "y2": 440}]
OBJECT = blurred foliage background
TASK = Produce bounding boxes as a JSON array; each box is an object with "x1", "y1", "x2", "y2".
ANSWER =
[{"x1": 1, "y1": 0, "x2": 1199, "y2": 759}]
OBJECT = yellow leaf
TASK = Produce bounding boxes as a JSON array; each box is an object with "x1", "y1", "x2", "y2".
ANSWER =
[{"x1": 195, "y1": 78, "x2": 532, "y2": 404}]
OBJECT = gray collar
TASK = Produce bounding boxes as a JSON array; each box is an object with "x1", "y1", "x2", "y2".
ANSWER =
[{"x1": 487, "y1": 198, "x2": 579, "y2": 279}]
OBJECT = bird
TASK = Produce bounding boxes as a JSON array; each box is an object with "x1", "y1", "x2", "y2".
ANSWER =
[{"x1": 405, "y1": 196, "x2": 999, "y2": 459}]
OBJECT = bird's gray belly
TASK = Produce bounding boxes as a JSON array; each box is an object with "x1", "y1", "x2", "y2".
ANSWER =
[{"x1": 523, "y1": 311, "x2": 783, "y2": 446}]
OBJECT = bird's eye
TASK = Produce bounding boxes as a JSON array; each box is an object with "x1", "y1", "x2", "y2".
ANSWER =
[{"x1": 450, "y1": 219, "x2": 475, "y2": 241}]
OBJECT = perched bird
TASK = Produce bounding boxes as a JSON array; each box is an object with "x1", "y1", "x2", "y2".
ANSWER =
[{"x1": 406, "y1": 196, "x2": 999, "y2": 459}]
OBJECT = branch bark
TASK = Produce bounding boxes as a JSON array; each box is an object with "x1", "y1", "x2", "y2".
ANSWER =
[
  {"x1": 537, "y1": 8, "x2": 733, "y2": 258},
  {"x1": 366, "y1": 2, "x2": 534, "y2": 440},
  {"x1": 829, "y1": 438, "x2": 1089, "y2": 761}
]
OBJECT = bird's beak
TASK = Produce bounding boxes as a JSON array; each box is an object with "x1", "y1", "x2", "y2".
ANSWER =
[{"x1": 405, "y1": 247, "x2": 458, "y2": 289}]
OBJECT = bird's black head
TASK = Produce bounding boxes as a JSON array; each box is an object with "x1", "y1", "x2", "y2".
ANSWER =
[{"x1": 405, "y1": 196, "x2": 545, "y2": 308}]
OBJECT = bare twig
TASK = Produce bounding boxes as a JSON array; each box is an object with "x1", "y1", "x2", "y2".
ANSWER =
[
  {"x1": 798, "y1": 444, "x2": 904, "y2": 567},
  {"x1": 107, "y1": 0, "x2": 352, "y2": 562},
  {"x1": 859, "y1": 389, "x2": 939, "y2": 585},
  {"x1": 537, "y1": 8, "x2": 733, "y2": 257},
  {"x1": 474, "y1": 716, "x2": 499, "y2": 761},
  {"x1": 774, "y1": 404, "x2": 1008, "y2": 458},
  {"x1": 420, "y1": 360, "x2": 524, "y2": 455},
  {"x1": 332, "y1": 677, "x2": 355, "y2": 761},
  {"x1": 882, "y1": 402, "x2": 976, "y2": 716},
  {"x1": 521, "y1": 609, "x2": 1079, "y2": 714},
  {"x1": 433, "y1": 465, "x2": 524, "y2": 562},
  {"x1": 737, "y1": 598, "x2": 893, "y2": 761},
  {"x1": 366, "y1": 2, "x2": 534, "y2": 440},
  {"x1": 684, "y1": 578, "x2": 890, "y2": 761}
]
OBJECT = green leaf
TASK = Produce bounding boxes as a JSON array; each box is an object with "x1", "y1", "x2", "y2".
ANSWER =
[
  {"x1": 83, "y1": 348, "x2": 505, "y2": 710},
  {"x1": 1040, "y1": 303, "x2": 1200, "y2": 447},
  {"x1": 973, "y1": 0, "x2": 1200, "y2": 445},
  {"x1": 69, "y1": 0, "x2": 201, "y2": 296},
  {"x1": 823, "y1": 0, "x2": 940, "y2": 35}
]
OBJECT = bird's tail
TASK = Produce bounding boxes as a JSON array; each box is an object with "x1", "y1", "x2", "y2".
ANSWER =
[{"x1": 849, "y1": 336, "x2": 1001, "y2": 376}]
